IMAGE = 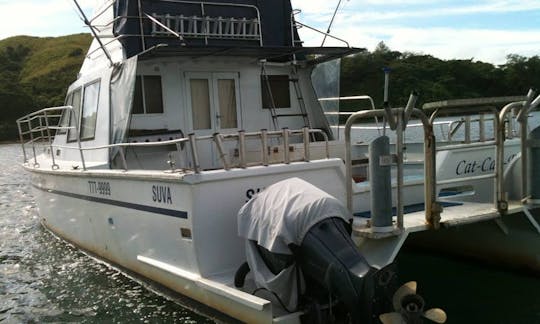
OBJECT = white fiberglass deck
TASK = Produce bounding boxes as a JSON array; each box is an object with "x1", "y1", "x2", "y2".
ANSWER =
[{"x1": 352, "y1": 201, "x2": 524, "y2": 239}]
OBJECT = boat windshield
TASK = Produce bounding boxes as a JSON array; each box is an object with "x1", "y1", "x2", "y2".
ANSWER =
[{"x1": 311, "y1": 58, "x2": 341, "y2": 135}]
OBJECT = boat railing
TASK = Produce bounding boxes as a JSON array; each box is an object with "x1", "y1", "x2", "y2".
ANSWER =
[
  {"x1": 429, "y1": 103, "x2": 515, "y2": 213},
  {"x1": 85, "y1": 1, "x2": 351, "y2": 60},
  {"x1": 323, "y1": 94, "x2": 521, "y2": 145},
  {"x1": 16, "y1": 107, "x2": 330, "y2": 173},
  {"x1": 292, "y1": 17, "x2": 350, "y2": 48},
  {"x1": 333, "y1": 116, "x2": 453, "y2": 143},
  {"x1": 433, "y1": 110, "x2": 521, "y2": 144},
  {"x1": 496, "y1": 90, "x2": 540, "y2": 212},
  {"x1": 90, "y1": 1, "x2": 264, "y2": 50},
  {"x1": 148, "y1": 6, "x2": 262, "y2": 44},
  {"x1": 210, "y1": 128, "x2": 330, "y2": 170},
  {"x1": 430, "y1": 105, "x2": 500, "y2": 148},
  {"x1": 16, "y1": 106, "x2": 85, "y2": 170},
  {"x1": 427, "y1": 90, "x2": 540, "y2": 214},
  {"x1": 320, "y1": 95, "x2": 380, "y2": 135},
  {"x1": 344, "y1": 97, "x2": 440, "y2": 229},
  {"x1": 105, "y1": 128, "x2": 328, "y2": 172}
]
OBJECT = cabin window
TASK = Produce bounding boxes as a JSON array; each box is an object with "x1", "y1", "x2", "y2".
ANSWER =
[
  {"x1": 261, "y1": 75, "x2": 291, "y2": 109},
  {"x1": 132, "y1": 76, "x2": 164, "y2": 114},
  {"x1": 190, "y1": 79, "x2": 211, "y2": 130},
  {"x1": 67, "y1": 88, "x2": 82, "y2": 142},
  {"x1": 80, "y1": 80, "x2": 101, "y2": 140},
  {"x1": 217, "y1": 79, "x2": 238, "y2": 129}
]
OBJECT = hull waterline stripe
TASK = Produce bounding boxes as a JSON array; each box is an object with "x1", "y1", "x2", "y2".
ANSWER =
[{"x1": 33, "y1": 185, "x2": 188, "y2": 219}]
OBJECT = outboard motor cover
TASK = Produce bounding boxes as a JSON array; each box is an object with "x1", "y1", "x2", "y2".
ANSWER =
[{"x1": 237, "y1": 177, "x2": 351, "y2": 310}]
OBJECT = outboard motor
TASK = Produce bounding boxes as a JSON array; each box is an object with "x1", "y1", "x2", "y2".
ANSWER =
[
  {"x1": 235, "y1": 177, "x2": 395, "y2": 323},
  {"x1": 295, "y1": 217, "x2": 379, "y2": 323}
]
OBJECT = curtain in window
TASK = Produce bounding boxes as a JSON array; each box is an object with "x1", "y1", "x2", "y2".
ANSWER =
[
  {"x1": 217, "y1": 79, "x2": 237, "y2": 129},
  {"x1": 190, "y1": 79, "x2": 211, "y2": 130}
]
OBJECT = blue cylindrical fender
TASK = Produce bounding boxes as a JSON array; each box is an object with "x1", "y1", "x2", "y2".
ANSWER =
[{"x1": 369, "y1": 136, "x2": 393, "y2": 231}]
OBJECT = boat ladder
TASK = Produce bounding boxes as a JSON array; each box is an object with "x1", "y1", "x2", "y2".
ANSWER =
[{"x1": 260, "y1": 61, "x2": 311, "y2": 131}]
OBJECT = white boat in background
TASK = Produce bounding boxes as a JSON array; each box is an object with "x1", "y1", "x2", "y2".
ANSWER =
[
  {"x1": 329, "y1": 95, "x2": 540, "y2": 272},
  {"x1": 410, "y1": 97, "x2": 540, "y2": 273},
  {"x1": 15, "y1": 0, "x2": 540, "y2": 322}
]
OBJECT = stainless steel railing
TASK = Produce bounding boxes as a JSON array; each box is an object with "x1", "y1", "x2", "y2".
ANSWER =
[
  {"x1": 84, "y1": 1, "x2": 264, "y2": 59},
  {"x1": 496, "y1": 90, "x2": 540, "y2": 211},
  {"x1": 344, "y1": 104, "x2": 440, "y2": 229},
  {"x1": 326, "y1": 104, "x2": 521, "y2": 145},
  {"x1": 16, "y1": 106, "x2": 330, "y2": 173},
  {"x1": 85, "y1": 1, "x2": 351, "y2": 60},
  {"x1": 111, "y1": 127, "x2": 328, "y2": 172},
  {"x1": 16, "y1": 106, "x2": 84, "y2": 170}
]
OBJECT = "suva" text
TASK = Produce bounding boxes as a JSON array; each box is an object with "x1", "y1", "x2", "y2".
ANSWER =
[{"x1": 152, "y1": 185, "x2": 173, "y2": 204}]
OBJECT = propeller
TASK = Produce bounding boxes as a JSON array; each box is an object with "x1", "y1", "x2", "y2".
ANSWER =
[{"x1": 379, "y1": 281, "x2": 447, "y2": 324}]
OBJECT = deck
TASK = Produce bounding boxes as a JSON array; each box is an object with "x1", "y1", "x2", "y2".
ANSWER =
[{"x1": 352, "y1": 201, "x2": 525, "y2": 239}]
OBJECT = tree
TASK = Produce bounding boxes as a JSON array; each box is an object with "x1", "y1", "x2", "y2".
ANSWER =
[{"x1": 339, "y1": 44, "x2": 539, "y2": 111}]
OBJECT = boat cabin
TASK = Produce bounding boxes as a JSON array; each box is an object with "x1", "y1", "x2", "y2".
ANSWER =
[{"x1": 48, "y1": 0, "x2": 360, "y2": 171}]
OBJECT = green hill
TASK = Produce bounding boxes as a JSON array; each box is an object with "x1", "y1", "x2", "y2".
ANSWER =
[
  {"x1": 0, "y1": 35, "x2": 538, "y2": 142},
  {"x1": 340, "y1": 42, "x2": 540, "y2": 111},
  {"x1": 0, "y1": 34, "x2": 91, "y2": 140}
]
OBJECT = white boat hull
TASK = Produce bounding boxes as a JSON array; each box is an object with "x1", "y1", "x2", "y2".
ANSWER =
[{"x1": 29, "y1": 159, "x2": 349, "y2": 323}]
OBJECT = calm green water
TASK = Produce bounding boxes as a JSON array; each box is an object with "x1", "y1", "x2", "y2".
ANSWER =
[
  {"x1": 397, "y1": 250, "x2": 540, "y2": 323},
  {"x1": 1, "y1": 143, "x2": 539, "y2": 323},
  {"x1": 0, "y1": 144, "x2": 212, "y2": 323}
]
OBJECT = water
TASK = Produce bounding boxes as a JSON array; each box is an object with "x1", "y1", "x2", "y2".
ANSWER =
[
  {"x1": 1, "y1": 143, "x2": 539, "y2": 323},
  {"x1": 0, "y1": 144, "x2": 213, "y2": 323},
  {"x1": 397, "y1": 251, "x2": 540, "y2": 323}
]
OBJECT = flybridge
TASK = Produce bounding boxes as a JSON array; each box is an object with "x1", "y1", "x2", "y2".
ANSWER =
[
  {"x1": 113, "y1": 0, "x2": 299, "y2": 57},
  {"x1": 77, "y1": 0, "x2": 359, "y2": 67}
]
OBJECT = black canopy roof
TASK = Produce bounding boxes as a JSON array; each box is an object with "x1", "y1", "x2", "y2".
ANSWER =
[
  {"x1": 138, "y1": 44, "x2": 365, "y2": 64},
  {"x1": 114, "y1": 0, "x2": 313, "y2": 58}
]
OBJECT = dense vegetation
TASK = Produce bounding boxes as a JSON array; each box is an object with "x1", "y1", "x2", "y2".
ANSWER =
[
  {"x1": 0, "y1": 34, "x2": 91, "y2": 141},
  {"x1": 340, "y1": 42, "x2": 540, "y2": 110},
  {"x1": 0, "y1": 36, "x2": 539, "y2": 141}
]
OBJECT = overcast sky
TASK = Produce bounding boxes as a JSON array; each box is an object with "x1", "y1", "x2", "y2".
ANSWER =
[{"x1": 0, "y1": 0, "x2": 539, "y2": 65}]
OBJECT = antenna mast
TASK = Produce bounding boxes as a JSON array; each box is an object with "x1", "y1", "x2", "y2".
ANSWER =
[
  {"x1": 321, "y1": 0, "x2": 345, "y2": 46},
  {"x1": 72, "y1": 0, "x2": 114, "y2": 66}
]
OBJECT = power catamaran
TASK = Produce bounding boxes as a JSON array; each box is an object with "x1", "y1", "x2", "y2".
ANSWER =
[
  {"x1": 330, "y1": 94, "x2": 540, "y2": 272},
  {"x1": 411, "y1": 96, "x2": 540, "y2": 273},
  {"x1": 16, "y1": 0, "x2": 540, "y2": 322}
]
